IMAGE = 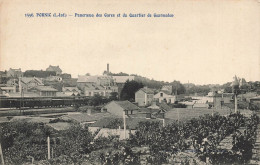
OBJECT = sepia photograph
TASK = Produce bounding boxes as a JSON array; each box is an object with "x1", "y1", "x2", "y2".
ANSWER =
[{"x1": 0, "y1": 0, "x2": 260, "y2": 164}]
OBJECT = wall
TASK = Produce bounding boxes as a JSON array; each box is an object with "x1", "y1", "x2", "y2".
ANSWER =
[
  {"x1": 146, "y1": 94, "x2": 154, "y2": 105},
  {"x1": 40, "y1": 91, "x2": 57, "y2": 97},
  {"x1": 154, "y1": 92, "x2": 175, "y2": 103},
  {"x1": 135, "y1": 90, "x2": 146, "y2": 106}
]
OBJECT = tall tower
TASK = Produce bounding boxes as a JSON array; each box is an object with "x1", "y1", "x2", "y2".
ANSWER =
[{"x1": 107, "y1": 63, "x2": 109, "y2": 73}]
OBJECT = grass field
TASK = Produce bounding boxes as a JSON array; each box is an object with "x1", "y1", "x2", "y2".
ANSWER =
[{"x1": 165, "y1": 107, "x2": 252, "y2": 122}]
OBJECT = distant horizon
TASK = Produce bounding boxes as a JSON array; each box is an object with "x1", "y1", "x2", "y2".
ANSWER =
[
  {"x1": 1, "y1": 65, "x2": 256, "y2": 86},
  {"x1": 1, "y1": 0, "x2": 259, "y2": 86}
]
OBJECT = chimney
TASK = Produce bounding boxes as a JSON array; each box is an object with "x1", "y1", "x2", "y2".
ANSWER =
[{"x1": 107, "y1": 63, "x2": 109, "y2": 73}]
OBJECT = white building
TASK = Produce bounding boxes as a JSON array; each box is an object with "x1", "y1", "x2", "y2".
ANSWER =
[{"x1": 154, "y1": 90, "x2": 176, "y2": 104}]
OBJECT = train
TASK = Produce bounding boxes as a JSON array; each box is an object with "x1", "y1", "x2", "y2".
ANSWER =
[{"x1": 0, "y1": 96, "x2": 90, "y2": 109}]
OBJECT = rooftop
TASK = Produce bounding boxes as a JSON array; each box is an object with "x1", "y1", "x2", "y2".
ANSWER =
[
  {"x1": 9, "y1": 68, "x2": 22, "y2": 72},
  {"x1": 77, "y1": 75, "x2": 113, "y2": 83},
  {"x1": 138, "y1": 87, "x2": 154, "y2": 94},
  {"x1": 85, "y1": 84, "x2": 105, "y2": 90},
  {"x1": 33, "y1": 86, "x2": 58, "y2": 92},
  {"x1": 21, "y1": 77, "x2": 43, "y2": 85},
  {"x1": 111, "y1": 100, "x2": 140, "y2": 111},
  {"x1": 62, "y1": 87, "x2": 80, "y2": 92},
  {"x1": 159, "y1": 90, "x2": 172, "y2": 95}
]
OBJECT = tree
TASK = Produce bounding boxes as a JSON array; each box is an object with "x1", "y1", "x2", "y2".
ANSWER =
[
  {"x1": 0, "y1": 121, "x2": 94, "y2": 164},
  {"x1": 133, "y1": 74, "x2": 164, "y2": 89},
  {"x1": 0, "y1": 121, "x2": 56, "y2": 164},
  {"x1": 106, "y1": 118, "x2": 123, "y2": 129},
  {"x1": 109, "y1": 92, "x2": 118, "y2": 101},
  {"x1": 185, "y1": 85, "x2": 211, "y2": 95},
  {"x1": 57, "y1": 124, "x2": 93, "y2": 156},
  {"x1": 222, "y1": 82, "x2": 233, "y2": 93},
  {"x1": 110, "y1": 72, "x2": 129, "y2": 76},
  {"x1": 169, "y1": 80, "x2": 186, "y2": 95},
  {"x1": 88, "y1": 94, "x2": 105, "y2": 106},
  {"x1": 120, "y1": 80, "x2": 144, "y2": 101},
  {"x1": 23, "y1": 70, "x2": 56, "y2": 78}
]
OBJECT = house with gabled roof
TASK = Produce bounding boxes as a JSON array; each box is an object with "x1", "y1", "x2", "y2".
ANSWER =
[
  {"x1": 154, "y1": 90, "x2": 176, "y2": 104},
  {"x1": 101, "y1": 100, "x2": 140, "y2": 117},
  {"x1": 89, "y1": 117, "x2": 156, "y2": 139},
  {"x1": 161, "y1": 85, "x2": 173, "y2": 94},
  {"x1": 135, "y1": 87, "x2": 155, "y2": 107},
  {"x1": 62, "y1": 87, "x2": 81, "y2": 96},
  {"x1": 77, "y1": 75, "x2": 118, "y2": 97},
  {"x1": 46, "y1": 65, "x2": 62, "y2": 75},
  {"x1": 20, "y1": 77, "x2": 44, "y2": 92},
  {"x1": 7, "y1": 78, "x2": 19, "y2": 90},
  {"x1": 77, "y1": 75, "x2": 115, "y2": 90},
  {"x1": 28, "y1": 86, "x2": 58, "y2": 97},
  {"x1": 83, "y1": 84, "x2": 118, "y2": 97},
  {"x1": 0, "y1": 85, "x2": 16, "y2": 94},
  {"x1": 88, "y1": 117, "x2": 173, "y2": 140}
]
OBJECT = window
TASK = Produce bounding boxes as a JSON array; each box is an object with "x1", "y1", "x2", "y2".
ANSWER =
[{"x1": 160, "y1": 93, "x2": 163, "y2": 97}]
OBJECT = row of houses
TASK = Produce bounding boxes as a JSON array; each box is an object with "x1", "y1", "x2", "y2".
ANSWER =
[
  {"x1": 135, "y1": 87, "x2": 176, "y2": 106},
  {"x1": 77, "y1": 74, "x2": 134, "y2": 97},
  {"x1": 0, "y1": 65, "x2": 69, "y2": 97},
  {"x1": 2, "y1": 65, "x2": 63, "y2": 79},
  {"x1": 0, "y1": 75, "x2": 82, "y2": 97},
  {"x1": 134, "y1": 85, "x2": 243, "y2": 109},
  {"x1": 135, "y1": 87, "x2": 177, "y2": 107},
  {"x1": 0, "y1": 64, "x2": 135, "y2": 98},
  {"x1": 62, "y1": 100, "x2": 170, "y2": 139},
  {"x1": 75, "y1": 64, "x2": 134, "y2": 97}
]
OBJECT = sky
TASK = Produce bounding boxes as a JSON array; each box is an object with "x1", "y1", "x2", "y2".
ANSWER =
[{"x1": 1, "y1": 0, "x2": 260, "y2": 85}]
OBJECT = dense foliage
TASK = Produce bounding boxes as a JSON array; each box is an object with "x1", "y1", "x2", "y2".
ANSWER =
[
  {"x1": 222, "y1": 81, "x2": 260, "y2": 94},
  {"x1": 0, "y1": 121, "x2": 54, "y2": 164},
  {"x1": 1, "y1": 112, "x2": 259, "y2": 164},
  {"x1": 87, "y1": 94, "x2": 110, "y2": 106},
  {"x1": 120, "y1": 80, "x2": 144, "y2": 101},
  {"x1": 106, "y1": 118, "x2": 123, "y2": 129},
  {"x1": 109, "y1": 92, "x2": 119, "y2": 101},
  {"x1": 185, "y1": 85, "x2": 211, "y2": 95},
  {"x1": 129, "y1": 113, "x2": 259, "y2": 164},
  {"x1": 23, "y1": 70, "x2": 56, "y2": 78}
]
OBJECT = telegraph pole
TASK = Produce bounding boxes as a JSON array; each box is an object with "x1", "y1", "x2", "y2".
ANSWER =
[
  {"x1": 234, "y1": 94, "x2": 238, "y2": 113},
  {"x1": 0, "y1": 142, "x2": 4, "y2": 165},
  {"x1": 232, "y1": 75, "x2": 239, "y2": 113},
  {"x1": 123, "y1": 111, "x2": 126, "y2": 140},
  {"x1": 177, "y1": 108, "x2": 180, "y2": 125},
  {"x1": 47, "y1": 136, "x2": 51, "y2": 159},
  {"x1": 19, "y1": 77, "x2": 22, "y2": 114}
]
